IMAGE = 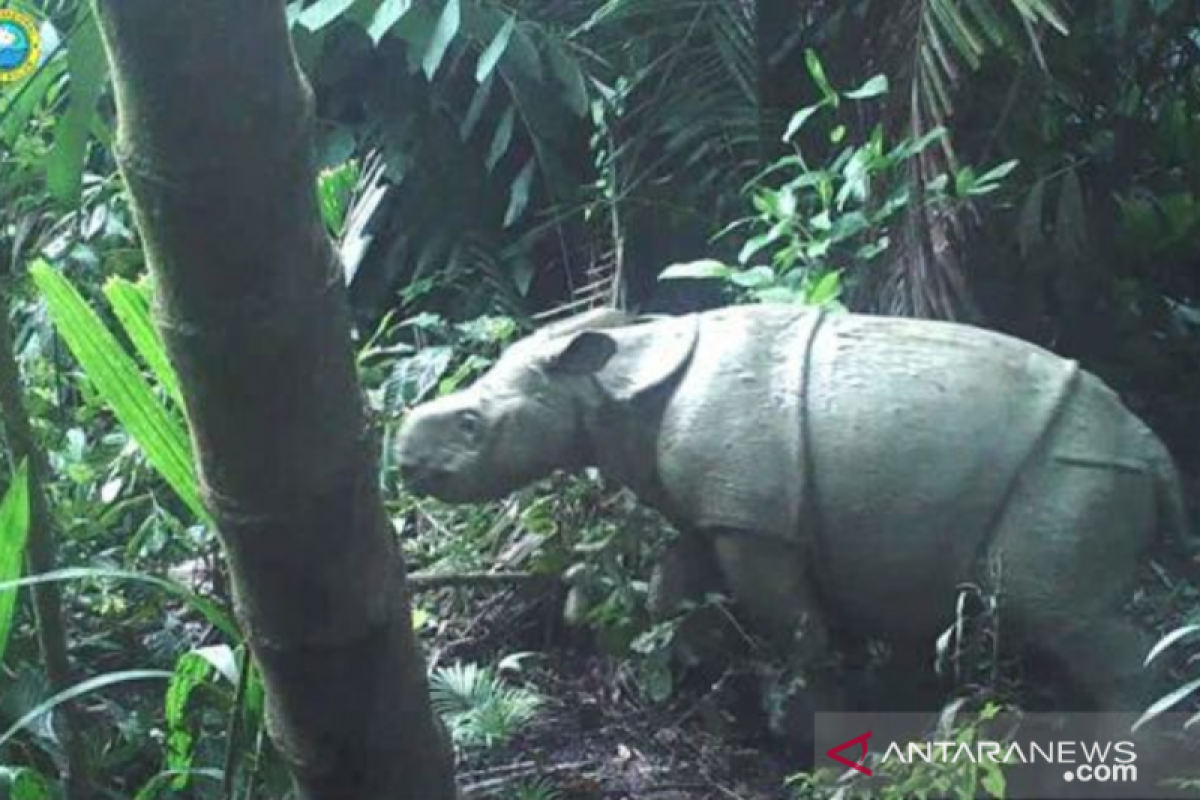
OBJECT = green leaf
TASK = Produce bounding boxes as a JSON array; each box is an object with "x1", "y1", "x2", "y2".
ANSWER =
[
  {"x1": 500, "y1": 25, "x2": 543, "y2": 83},
  {"x1": 729, "y1": 266, "x2": 776, "y2": 290},
  {"x1": 368, "y1": 0, "x2": 412, "y2": 44},
  {"x1": 47, "y1": 14, "x2": 108, "y2": 207},
  {"x1": 503, "y1": 158, "x2": 536, "y2": 227},
  {"x1": 475, "y1": 15, "x2": 515, "y2": 84},
  {"x1": 1144, "y1": 624, "x2": 1200, "y2": 665},
  {"x1": 546, "y1": 41, "x2": 589, "y2": 118},
  {"x1": 1133, "y1": 677, "x2": 1200, "y2": 732},
  {"x1": 298, "y1": 0, "x2": 358, "y2": 31},
  {"x1": 486, "y1": 106, "x2": 515, "y2": 171},
  {"x1": 461, "y1": 75, "x2": 494, "y2": 141},
  {"x1": 975, "y1": 159, "x2": 1019, "y2": 186},
  {"x1": 0, "y1": 567, "x2": 237, "y2": 640},
  {"x1": 103, "y1": 278, "x2": 184, "y2": 410},
  {"x1": 1, "y1": 57, "x2": 66, "y2": 150},
  {"x1": 805, "y1": 271, "x2": 842, "y2": 306},
  {"x1": 133, "y1": 769, "x2": 223, "y2": 800},
  {"x1": 844, "y1": 74, "x2": 889, "y2": 100},
  {"x1": 31, "y1": 262, "x2": 206, "y2": 522},
  {"x1": 165, "y1": 652, "x2": 218, "y2": 788},
  {"x1": 804, "y1": 49, "x2": 837, "y2": 105},
  {"x1": 0, "y1": 464, "x2": 30, "y2": 669},
  {"x1": 422, "y1": 0, "x2": 461, "y2": 80},
  {"x1": 0, "y1": 670, "x2": 173, "y2": 750},
  {"x1": 981, "y1": 762, "x2": 1006, "y2": 799},
  {"x1": 659, "y1": 260, "x2": 733, "y2": 281},
  {"x1": 782, "y1": 104, "x2": 823, "y2": 142}
]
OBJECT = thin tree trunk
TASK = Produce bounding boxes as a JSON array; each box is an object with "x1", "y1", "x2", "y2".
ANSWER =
[
  {"x1": 91, "y1": 2, "x2": 457, "y2": 798},
  {"x1": 0, "y1": 294, "x2": 89, "y2": 800}
]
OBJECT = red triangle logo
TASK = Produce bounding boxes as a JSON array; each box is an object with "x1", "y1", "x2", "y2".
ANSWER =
[{"x1": 826, "y1": 731, "x2": 873, "y2": 776}]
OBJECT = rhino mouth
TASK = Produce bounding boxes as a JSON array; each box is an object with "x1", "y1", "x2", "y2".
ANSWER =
[{"x1": 400, "y1": 465, "x2": 492, "y2": 504}]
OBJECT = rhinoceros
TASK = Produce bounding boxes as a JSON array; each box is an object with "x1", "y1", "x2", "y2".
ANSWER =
[{"x1": 395, "y1": 305, "x2": 1189, "y2": 710}]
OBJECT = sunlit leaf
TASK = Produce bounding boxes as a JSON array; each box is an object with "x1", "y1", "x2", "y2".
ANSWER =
[
  {"x1": 0, "y1": 464, "x2": 30, "y2": 669},
  {"x1": 31, "y1": 262, "x2": 206, "y2": 522},
  {"x1": 368, "y1": 0, "x2": 412, "y2": 44},
  {"x1": 422, "y1": 0, "x2": 461, "y2": 80},
  {"x1": 844, "y1": 74, "x2": 889, "y2": 100},
  {"x1": 804, "y1": 49, "x2": 837, "y2": 105},
  {"x1": 297, "y1": 0, "x2": 357, "y2": 31},
  {"x1": 659, "y1": 260, "x2": 733, "y2": 281},
  {"x1": 1133, "y1": 677, "x2": 1200, "y2": 732},
  {"x1": 103, "y1": 278, "x2": 184, "y2": 410},
  {"x1": 1144, "y1": 624, "x2": 1200, "y2": 665},
  {"x1": 476, "y1": 15, "x2": 515, "y2": 84}
]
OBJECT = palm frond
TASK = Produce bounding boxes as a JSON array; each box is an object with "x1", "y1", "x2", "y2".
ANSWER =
[{"x1": 864, "y1": 0, "x2": 1067, "y2": 319}]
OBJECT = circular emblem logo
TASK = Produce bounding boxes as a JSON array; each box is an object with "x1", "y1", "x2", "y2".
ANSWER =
[{"x1": 0, "y1": 9, "x2": 40, "y2": 84}]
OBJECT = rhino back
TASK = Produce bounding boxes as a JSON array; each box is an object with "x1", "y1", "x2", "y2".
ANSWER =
[{"x1": 806, "y1": 314, "x2": 1150, "y2": 636}]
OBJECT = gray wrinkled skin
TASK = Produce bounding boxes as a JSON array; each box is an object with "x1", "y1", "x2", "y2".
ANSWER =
[{"x1": 396, "y1": 305, "x2": 1190, "y2": 710}]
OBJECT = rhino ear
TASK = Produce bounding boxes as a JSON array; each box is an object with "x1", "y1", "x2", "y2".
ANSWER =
[
  {"x1": 586, "y1": 315, "x2": 698, "y2": 403},
  {"x1": 548, "y1": 331, "x2": 618, "y2": 375}
]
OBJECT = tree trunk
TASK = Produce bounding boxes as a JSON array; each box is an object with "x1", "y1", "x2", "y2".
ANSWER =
[{"x1": 91, "y1": 2, "x2": 457, "y2": 798}]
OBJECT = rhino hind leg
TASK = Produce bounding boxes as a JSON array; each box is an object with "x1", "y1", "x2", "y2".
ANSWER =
[{"x1": 988, "y1": 444, "x2": 1161, "y2": 711}]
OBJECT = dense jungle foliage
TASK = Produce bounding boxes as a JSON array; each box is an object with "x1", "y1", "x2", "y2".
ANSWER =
[{"x1": 0, "y1": 0, "x2": 1199, "y2": 798}]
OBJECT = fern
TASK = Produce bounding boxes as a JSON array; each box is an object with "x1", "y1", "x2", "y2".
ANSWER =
[
  {"x1": 864, "y1": 0, "x2": 1068, "y2": 318},
  {"x1": 429, "y1": 661, "x2": 542, "y2": 748}
]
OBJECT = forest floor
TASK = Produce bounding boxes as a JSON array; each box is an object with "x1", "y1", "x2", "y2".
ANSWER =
[
  {"x1": 426, "y1": 513, "x2": 1200, "y2": 800},
  {"x1": 453, "y1": 651, "x2": 793, "y2": 800}
]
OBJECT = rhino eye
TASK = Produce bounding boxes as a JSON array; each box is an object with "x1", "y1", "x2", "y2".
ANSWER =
[{"x1": 458, "y1": 410, "x2": 482, "y2": 436}]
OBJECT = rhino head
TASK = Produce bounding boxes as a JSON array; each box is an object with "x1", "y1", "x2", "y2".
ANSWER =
[{"x1": 394, "y1": 310, "x2": 696, "y2": 503}]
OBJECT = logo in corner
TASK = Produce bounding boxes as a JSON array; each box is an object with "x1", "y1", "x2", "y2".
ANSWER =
[
  {"x1": 827, "y1": 730, "x2": 873, "y2": 776},
  {"x1": 0, "y1": 9, "x2": 40, "y2": 84}
]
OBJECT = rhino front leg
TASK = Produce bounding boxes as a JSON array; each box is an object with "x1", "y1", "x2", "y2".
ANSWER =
[
  {"x1": 709, "y1": 531, "x2": 843, "y2": 701},
  {"x1": 647, "y1": 533, "x2": 723, "y2": 621}
]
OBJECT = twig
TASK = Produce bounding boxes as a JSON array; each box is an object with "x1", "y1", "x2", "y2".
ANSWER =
[
  {"x1": 407, "y1": 571, "x2": 544, "y2": 590},
  {"x1": 460, "y1": 759, "x2": 598, "y2": 797},
  {"x1": 222, "y1": 647, "x2": 252, "y2": 800}
]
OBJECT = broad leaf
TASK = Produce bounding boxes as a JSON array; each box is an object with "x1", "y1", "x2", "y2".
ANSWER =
[
  {"x1": 504, "y1": 158, "x2": 536, "y2": 227},
  {"x1": 783, "y1": 105, "x2": 823, "y2": 142},
  {"x1": 804, "y1": 49, "x2": 837, "y2": 105},
  {"x1": 422, "y1": 0, "x2": 461, "y2": 80},
  {"x1": 0, "y1": 464, "x2": 30, "y2": 669},
  {"x1": 0, "y1": 670, "x2": 173, "y2": 749},
  {"x1": 1133, "y1": 677, "x2": 1200, "y2": 732},
  {"x1": 297, "y1": 0, "x2": 357, "y2": 31},
  {"x1": 1144, "y1": 624, "x2": 1200, "y2": 665},
  {"x1": 47, "y1": 14, "x2": 108, "y2": 206},
  {"x1": 844, "y1": 74, "x2": 889, "y2": 100},
  {"x1": 660, "y1": 260, "x2": 733, "y2": 281},
  {"x1": 0, "y1": 567, "x2": 237, "y2": 640},
  {"x1": 475, "y1": 16, "x2": 515, "y2": 84},
  {"x1": 31, "y1": 262, "x2": 206, "y2": 522},
  {"x1": 486, "y1": 107, "x2": 515, "y2": 171},
  {"x1": 103, "y1": 278, "x2": 184, "y2": 410},
  {"x1": 546, "y1": 41, "x2": 588, "y2": 117},
  {"x1": 368, "y1": 0, "x2": 412, "y2": 44}
]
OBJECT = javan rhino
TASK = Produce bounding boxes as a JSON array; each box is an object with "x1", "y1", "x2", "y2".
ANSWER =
[{"x1": 395, "y1": 305, "x2": 1190, "y2": 710}]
